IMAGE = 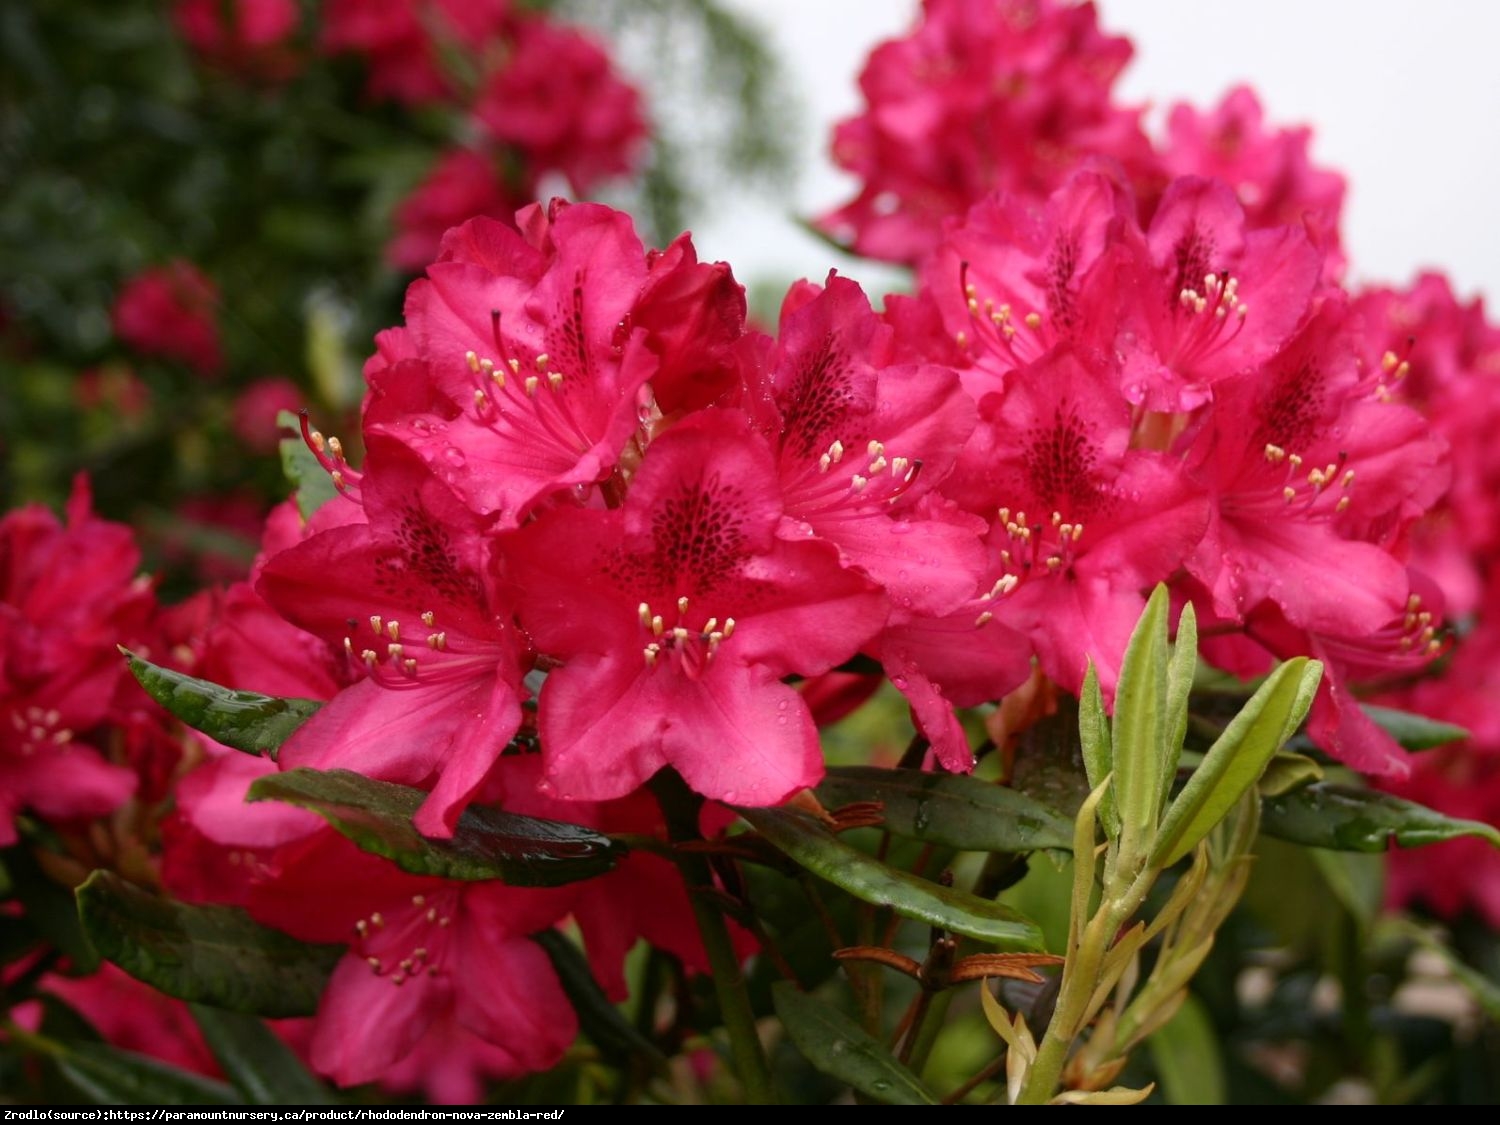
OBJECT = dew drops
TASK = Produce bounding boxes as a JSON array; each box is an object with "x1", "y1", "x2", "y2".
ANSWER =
[{"x1": 443, "y1": 447, "x2": 466, "y2": 466}]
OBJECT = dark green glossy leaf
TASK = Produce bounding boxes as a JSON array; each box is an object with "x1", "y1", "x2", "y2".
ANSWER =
[
  {"x1": 532, "y1": 930, "x2": 667, "y2": 1068},
  {"x1": 1152, "y1": 658, "x2": 1321, "y2": 868},
  {"x1": 190, "y1": 1006, "x2": 333, "y2": 1104},
  {"x1": 122, "y1": 649, "x2": 319, "y2": 758},
  {"x1": 1261, "y1": 783, "x2": 1500, "y2": 852},
  {"x1": 738, "y1": 807, "x2": 1043, "y2": 950},
  {"x1": 278, "y1": 409, "x2": 339, "y2": 520},
  {"x1": 771, "y1": 982, "x2": 937, "y2": 1105},
  {"x1": 44, "y1": 1038, "x2": 238, "y2": 1105},
  {"x1": 815, "y1": 766, "x2": 1072, "y2": 854},
  {"x1": 248, "y1": 768, "x2": 620, "y2": 886},
  {"x1": 76, "y1": 870, "x2": 341, "y2": 1018},
  {"x1": 1360, "y1": 704, "x2": 1470, "y2": 751}
]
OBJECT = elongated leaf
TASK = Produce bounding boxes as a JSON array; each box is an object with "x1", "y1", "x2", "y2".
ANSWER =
[
  {"x1": 122, "y1": 650, "x2": 319, "y2": 758},
  {"x1": 814, "y1": 767, "x2": 1072, "y2": 853},
  {"x1": 1161, "y1": 602, "x2": 1198, "y2": 798},
  {"x1": 76, "y1": 871, "x2": 341, "y2": 1017},
  {"x1": 739, "y1": 807, "x2": 1042, "y2": 949},
  {"x1": 1111, "y1": 585, "x2": 1173, "y2": 857},
  {"x1": 1257, "y1": 750, "x2": 1323, "y2": 797},
  {"x1": 771, "y1": 982, "x2": 937, "y2": 1105},
  {"x1": 1360, "y1": 704, "x2": 1469, "y2": 751},
  {"x1": 1261, "y1": 783, "x2": 1500, "y2": 852},
  {"x1": 248, "y1": 768, "x2": 620, "y2": 886},
  {"x1": 189, "y1": 1006, "x2": 332, "y2": 1104},
  {"x1": 1148, "y1": 992, "x2": 1224, "y2": 1104},
  {"x1": 533, "y1": 930, "x2": 667, "y2": 1068},
  {"x1": 1078, "y1": 662, "x2": 1117, "y2": 839},
  {"x1": 1151, "y1": 658, "x2": 1321, "y2": 868},
  {"x1": 25, "y1": 1033, "x2": 238, "y2": 1105},
  {"x1": 278, "y1": 410, "x2": 339, "y2": 520}
]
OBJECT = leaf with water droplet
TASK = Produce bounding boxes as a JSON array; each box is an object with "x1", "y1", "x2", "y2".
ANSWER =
[
  {"x1": 122, "y1": 649, "x2": 320, "y2": 759},
  {"x1": 738, "y1": 807, "x2": 1043, "y2": 949},
  {"x1": 75, "y1": 870, "x2": 342, "y2": 1018},
  {"x1": 248, "y1": 768, "x2": 621, "y2": 885},
  {"x1": 771, "y1": 982, "x2": 937, "y2": 1104},
  {"x1": 815, "y1": 767, "x2": 1073, "y2": 854},
  {"x1": 1261, "y1": 782, "x2": 1500, "y2": 852}
]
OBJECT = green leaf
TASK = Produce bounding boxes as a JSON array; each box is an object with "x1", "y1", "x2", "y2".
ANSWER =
[
  {"x1": 1360, "y1": 704, "x2": 1470, "y2": 751},
  {"x1": 738, "y1": 807, "x2": 1043, "y2": 950},
  {"x1": 1148, "y1": 992, "x2": 1224, "y2": 1105},
  {"x1": 1078, "y1": 661, "x2": 1117, "y2": 839},
  {"x1": 1161, "y1": 601, "x2": 1198, "y2": 799},
  {"x1": 189, "y1": 1006, "x2": 333, "y2": 1104},
  {"x1": 247, "y1": 768, "x2": 621, "y2": 886},
  {"x1": 1257, "y1": 750, "x2": 1323, "y2": 797},
  {"x1": 1111, "y1": 585, "x2": 1173, "y2": 858},
  {"x1": 771, "y1": 982, "x2": 938, "y2": 1105},
  {"x1": 1261, "y1": 783, "x2": 1500, "y2": 852},
  {"x1": 1151, "y1": 658, "x2": 1322, "y2": 868},
  {"x1": 41, "y1": 1038, "x2": 237, "y2": 1105},
  {"x1": 278, "y1": 409, "x2": 339, "y2": 520},
  {"x1": 122, "y1": 649, "x2": 320, "y2": 758},
  {"x1": 76, "y1": 871, "x2": 341, "y2": 1018},
  {"x1": 532, "y1": 930, "x2": 667, "y2": 1068},
  {"x1": 814, "y1": 767, "x2": 1073, "y2": 854}
]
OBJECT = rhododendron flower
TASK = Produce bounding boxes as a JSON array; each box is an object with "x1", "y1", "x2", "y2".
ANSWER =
[
  {"x1": 365, "y1": 204, "x2": 665, "y2": 529},
  {"x1": 1113, "y1": 177, "x2": 1322, "y2": 411},
  {"x1": 388, "y1": 149, "x2": 525, "y2": 272},
  {"x1": 258, "y1": 438, "x2": 529, "y2": 835},
  {"x1": 473, "y1": 17, "x2": 647, "y2": 194},
  {"x1": 953, "y1": 347, "x2": 1208, "y2": 695},
  {"x1": 819, "y1": 0, "x2": 1151, "y2": 264},
  {"x1": 509, "y1": 410, "x2": 888, "y2": 804},
  {"x1": 1384, "y1": 749, "x2": 1500, "y2": 927},
  {"x1": 111, "y1": 261, "x2": 224, "y2": 376},
  {"x1": 1163, "y1": 86, "x2": 1346, "y2": 273},
  {"x1": 1183, "y1": 298, "x2": 1447, "y2": 634},
  {"x1": 320, "y1": 0, "x2": 511, "y2": 105},
  {"x1": 231, "y1": 378, "x2": 304, "y2": 454},
  {"x1": 0, "y1": 479, "x2": 149, "y2": 843},
  {"x1": 246, "y1": 828, "x2": 577, "y2": 1087}
]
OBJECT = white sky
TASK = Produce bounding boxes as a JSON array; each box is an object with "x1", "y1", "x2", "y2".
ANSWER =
[{"x1": 688, "y1": 0, "x2": 1500, "y2": 306}]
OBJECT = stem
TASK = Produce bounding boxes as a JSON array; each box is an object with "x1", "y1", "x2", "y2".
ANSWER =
[{"x1": 649, "y1": 770, "x2": 776, "y2": 1104}]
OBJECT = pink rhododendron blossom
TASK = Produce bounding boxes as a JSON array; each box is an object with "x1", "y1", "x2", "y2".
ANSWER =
[
  {"x1": 320, "y1": 0, "x2": 511, "y2": 105},
  {"x1": 509, "y1": 410, "x2": 888, "y2": 804},
  {"x1": 0, "y1": 479, "x2": 148, "y2": 842},
  {"x1": 231, "y1": 378, "x2": 304, "y2": 454},
  {"x1": 1114, "y1": 177, "x2": 1322, "y2": 411},
  {"x1": 365, "y1": 204, "x2": 662, "y2": 528},
  {"x1": 819, "y1": 0, "x2": 1150, "y2": 264},
  {"x1": 111, "y1": 261, "x2": 224, "y2": 376},
  {"x1": 472, "y1": 17, "x2": 647, "y2": 195},
  {"x1": 955, "y1": 347, "x2": 1207, "y2": 696},
  {"x1": 1182, "y1": 298, "x2": 1446, "y2": 634},
  {"x1": 388, "y1": 149, "x2": 524, "y2": 273},
  {"x1": 1162, "y1": 86, "x2": 1346, "y2": 273},
  {"x1": 259, "y1": 439, "x2": 529, "y2": 835}
]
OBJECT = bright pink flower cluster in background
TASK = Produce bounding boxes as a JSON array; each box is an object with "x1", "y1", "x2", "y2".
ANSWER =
[{"x1": 318, "y1": 0, "x2": 647, "y2": 270}]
